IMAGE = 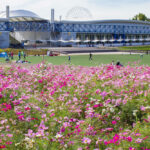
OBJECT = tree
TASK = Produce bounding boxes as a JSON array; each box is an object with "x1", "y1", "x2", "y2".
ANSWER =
[{"x1": 132, "y1": 13, "x2": 149, "y2": 21}]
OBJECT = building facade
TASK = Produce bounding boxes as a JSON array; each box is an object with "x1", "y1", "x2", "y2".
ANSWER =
[
  {"x1": 1, "y1": 8, "x2": 150, "y2": 48},
  {"x1": 53, "y1": 20, "x2": 150, "y2": 46}
]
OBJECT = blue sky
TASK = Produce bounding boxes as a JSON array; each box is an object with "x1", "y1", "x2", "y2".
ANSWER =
[{"x1": 1, "y1": 0, "x2": 150, "y2": 20}]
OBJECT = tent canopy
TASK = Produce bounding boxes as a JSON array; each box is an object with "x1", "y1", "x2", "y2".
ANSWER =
[{"x1": 0, "y1": 52, "x2": 8, "y2": 58}]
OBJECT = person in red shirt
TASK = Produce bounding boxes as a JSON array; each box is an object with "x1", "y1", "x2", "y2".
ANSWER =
[{"x1": 11, "y1": 52, "x2": 14, "y2": 60}]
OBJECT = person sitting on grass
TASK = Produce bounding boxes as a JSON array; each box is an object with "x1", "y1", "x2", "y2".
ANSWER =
[
  {"x1": 5, "y1": 56, "x2": 10, "y2": 62},
  {"x1": 111, "y1": 60, "x2": 115, "y2": 65},
  {"x1": 8, "y1": 52, "x2": 11, "y2": 58},
  {"x1": 116, "y1": 61, "x2": 123, "y2": 67}
]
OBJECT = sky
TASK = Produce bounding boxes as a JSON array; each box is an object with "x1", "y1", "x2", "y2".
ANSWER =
[{"x1": 0, "y1": 0, "x2": 150, "y2": 20}]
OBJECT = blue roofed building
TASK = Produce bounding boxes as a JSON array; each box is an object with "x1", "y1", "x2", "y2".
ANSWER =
[{"x1": 0, "y1": 6, "x2": 150, "y2": 48}]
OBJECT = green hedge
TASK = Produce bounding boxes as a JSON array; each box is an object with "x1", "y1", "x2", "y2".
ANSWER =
[
  {"x1": 119, "y1": 45, "x2": 150, "y2": 51},
  {"x1": 0, "y1": 48, "x2": 48, "y2": 55}
]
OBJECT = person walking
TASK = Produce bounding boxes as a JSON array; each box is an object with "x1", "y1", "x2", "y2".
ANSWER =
[
  {"x1": 18, "y1": 51, "x2": 21, "y2": 60},
  {"x1": 68, "y1": 55, "x2": 71, "y2": 62},
  {"x1": 140, "y1": 54, "x2": 143, "y2": 58},
  {"x1": 23, "y1": 52, "x2": 26, "y2": 61},
  {"x1": 89, "y1": 52, "x2": 93, "y2": 60},
  {"x1": 21, "y1": 51, "x2": 24, "y2": 57}
]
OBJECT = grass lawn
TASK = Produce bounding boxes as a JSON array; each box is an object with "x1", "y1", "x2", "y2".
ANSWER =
[{"x1": 0, "y1": 54, "x2": 150, "y2": 66}]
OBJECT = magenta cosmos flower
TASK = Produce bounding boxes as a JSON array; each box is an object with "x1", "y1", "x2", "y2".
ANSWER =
[{"x1": 112, "y1": 120, "x2": 117, "y2": 125}]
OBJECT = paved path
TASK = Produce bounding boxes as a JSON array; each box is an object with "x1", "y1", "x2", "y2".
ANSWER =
[
  {"x1": 48, "y1": 47, "x2": 118, "y2": 54},
  {"x1": 60, "y1": 52, "x2": 142, "y2": 56}
]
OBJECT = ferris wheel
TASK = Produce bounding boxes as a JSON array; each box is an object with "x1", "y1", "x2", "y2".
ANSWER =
[{"x1": 66, "y1": 6, "x2": 93, "y2": 21}]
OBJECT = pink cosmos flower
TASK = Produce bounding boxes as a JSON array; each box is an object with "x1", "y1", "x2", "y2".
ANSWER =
[
  {"x1": 82, "y1": 137, "x2": 91, "y2": 144},
  {"x1": 127, "y1": 136, "x2": 132, "y2": 142},
  {"x1": 16, "y1": 112, "x2": 24, "y2": 115},
  {"x1": 0, "y1": 145, "x2": 6, "y2": 149},
  {"x1": 135, "y1": 138, "x2": 142, "y2": 143},
  {"x1": 100, "y1": 91, "x2": 108, "y2": 98},
  {"x1": 6, "y1": 141, "x2": 12, "y2": 145},
  {"x1": 0, "y1": 119, "x2": 7, "y2": 125},
  {"x1": 135, "y1": 133, "x2": 141, "y2": 136},
  {"x1": 6, "y1": 134, "x2": 13, "y2": 137},
  {"x1": 18, "y1": 115, "x2": 25, "y2": 121},
  {"x1": 95, "y1": 89, "x2": 101, "y2": 94},
  {"x1": 113, "y1": 134, "x2": 120, "y2": 143},
  {"x1": 1, "y1": 103, "x2": 12, "y2": 112},
  {"x1": 0, "y1": 88, "x2": 2, "y2": 92},
  {"x1": 129, "y1": 148, "x2": 136, "y2": 150},
  {"x1": 38, "y1": 79, "x2": 43, "y2": 83},
  {"x1": 106, "y1": 128, "x2": 113, "y2": 131},
  {"x1": 104, "y1": 140, "x2": 112, "y2": 145},
  {"x1": 50, "y1": 113, "x2": 55, "y2": 117},
  {"x1": 93, "y1": 103, "x2": 103, "y2": 108},
  {"x1": 0, "y1": 94, "x2": 3, "y2": 99},
  {"x1": 140, "y1": 106, "x2": 146, "y2": 111},
  {"x1": 42, "y1": 114, "x2": 46, "y2": 118},
  {"x1": 25, "y1": 107, "x2": 31, "y2": 111},
  {"x1": 75, "y1": 125, "x2": 80, "y2": 129},
  {"x1": 143, "y1": 136, "x2": 149, "y2": 141},
  {"x1": 93, "y1": 104, "x2": 99, "y2": 108},
  {"x1": 105, "y1": 99, "x2": 111, "y2": 104},
  {"x1": 60, "y1": 127, "x2": 65, "y2": 132}
]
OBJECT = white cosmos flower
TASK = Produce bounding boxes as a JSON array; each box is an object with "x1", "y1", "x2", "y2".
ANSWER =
[{"x1": 55, "y1": 133, "x2": 62, "y2": 139}]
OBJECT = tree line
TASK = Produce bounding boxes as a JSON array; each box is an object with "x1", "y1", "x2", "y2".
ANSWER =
[{"x1": 132, "y1": 13, "x2": 150, "y2": 21}]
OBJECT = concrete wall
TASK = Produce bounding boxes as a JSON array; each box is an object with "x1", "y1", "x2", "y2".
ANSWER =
[{"x1": 0, "y1": 31, "x2": 9, "y2": 48}]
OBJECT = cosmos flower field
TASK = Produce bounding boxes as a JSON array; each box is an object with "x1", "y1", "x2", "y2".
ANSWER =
[{"x1": 0, "y1": 63, "x2": 150, "y2": 150}]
